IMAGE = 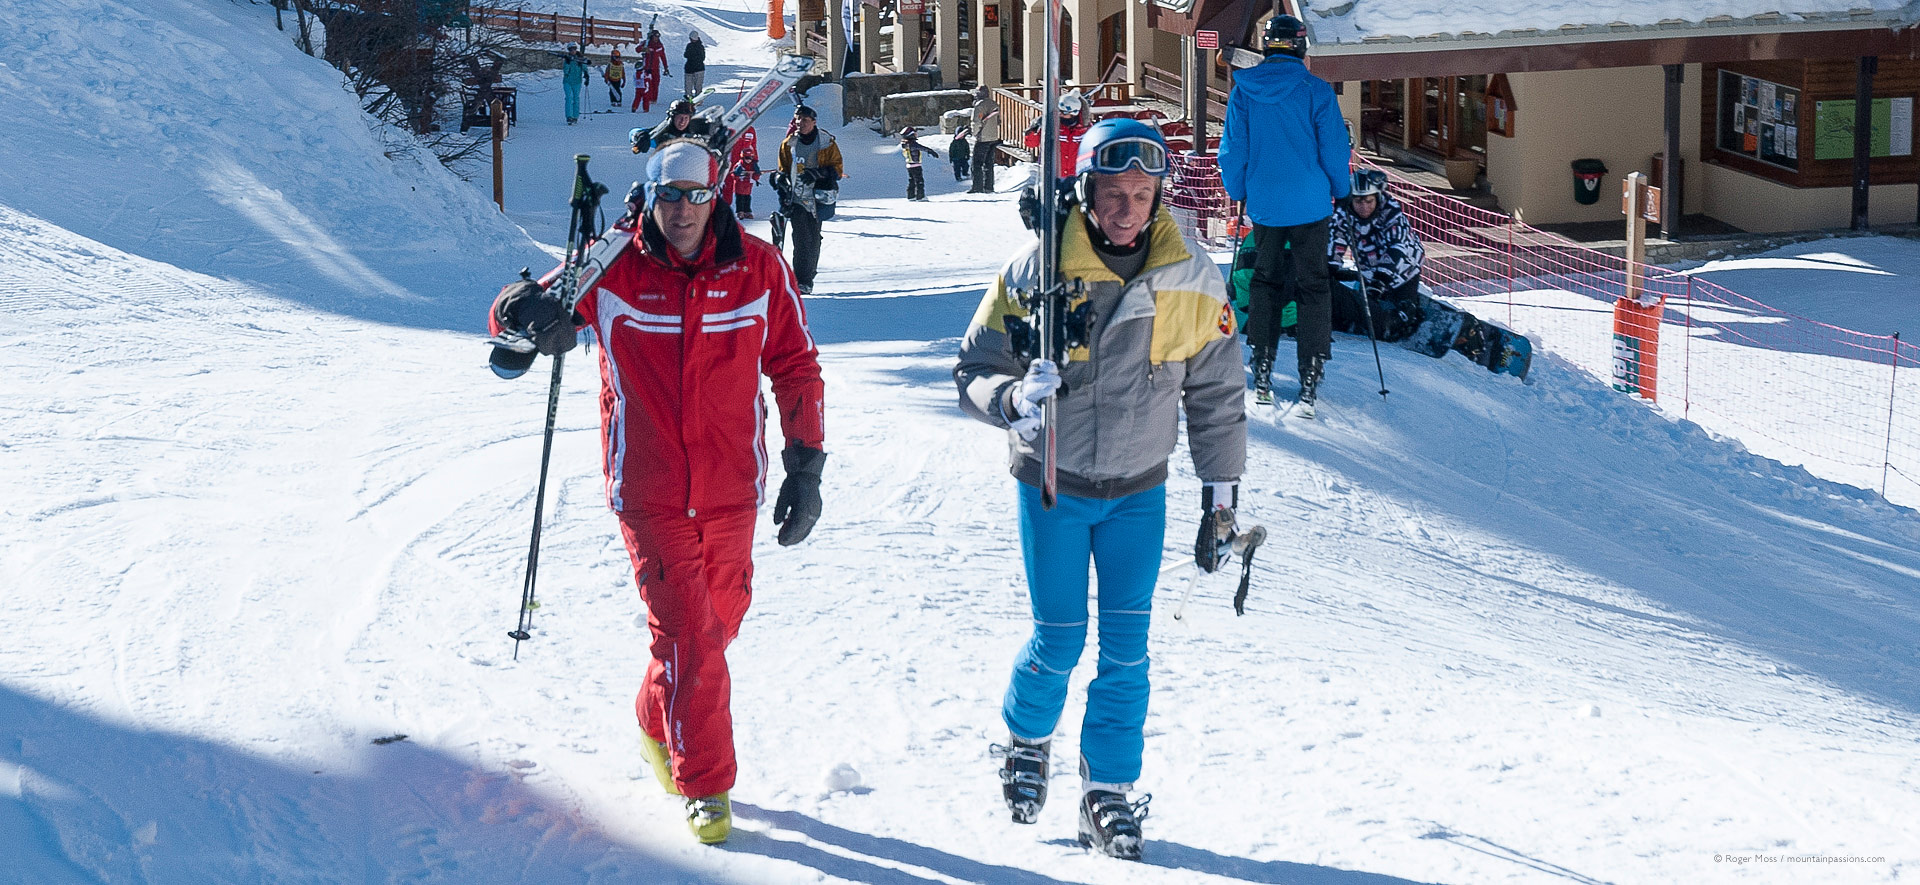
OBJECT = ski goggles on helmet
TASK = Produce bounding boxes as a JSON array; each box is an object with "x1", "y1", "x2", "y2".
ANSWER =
[
  {"x1": 1083, "y1": 136, "x2": 1169, "y2": 177},
  {"x1": 652, "y1": 183, "x2": 717, "y2": 204}
]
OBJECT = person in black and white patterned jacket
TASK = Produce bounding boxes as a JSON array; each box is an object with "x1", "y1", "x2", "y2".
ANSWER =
[{"x1": 1328, "y1": 169, "x2": 1427, "y2": 341}]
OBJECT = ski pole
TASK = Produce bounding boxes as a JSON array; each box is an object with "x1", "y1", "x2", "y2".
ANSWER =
[
  {"x1": 509, "y1": 155, "x2": 602, "y2": 659},
  {"x1": 1172, "y1": 508, "x2": 1233, "y2": 621},
  {"x1": 1230, "y1": 524, "x2": 1266, "y2": 616},
  {"x1": 1346, "y1": 212, "x2": 1389, "y2": 398},
  {"x1": 1170, "y1": 565, "x2": 1204, "y2": 621}
]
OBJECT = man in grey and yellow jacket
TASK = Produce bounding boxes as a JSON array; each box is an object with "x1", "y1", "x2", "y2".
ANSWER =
[{"x1": 954, "y1": 118, "x2": 1245, "y2": 861}]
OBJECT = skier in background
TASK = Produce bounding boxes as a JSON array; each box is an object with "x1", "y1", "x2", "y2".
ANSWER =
[
  {"x1": 953, "y1": 118, "x2": 1246, "y2": 862},
  {"x1": 777, "y1": 104, "x2": 843, "y2": 295},
  {"x1": 949, "y1": 125, "x2": 972, "y2": 182},
  {"x1": 684, "y1": 33, "x2": 707, "y2": 96},
  {"x1": 603, "y1": 47, "x2": 626, "y2": 110},
  {"x1": 968, "y1": 85, "x2": 1002, "y2": 193},
  {"x1": 559, "y1": 43, "x2": 588, "y2": 124},
  {"x1": 725, "y1": 126, "x2": 762, "y2": 219},
  {"x1": 629, "y1": 98, "x2": 708, "y2": 153},
  {"x1": 486, "y1": 141, "x2": 826, "y2": 846},
  {"x1": 898, "y1": 127, "x2": 940, "y2": 202},
  {"x1": 633, "y1": 29, "x2": 668, "y2": 113},
  {"x1": 1022, "y1": 89, "x2": 1091, "y2": 177},
  {"x1": 1217, "y1": 14, "x2": 1351, "y2": 412}
]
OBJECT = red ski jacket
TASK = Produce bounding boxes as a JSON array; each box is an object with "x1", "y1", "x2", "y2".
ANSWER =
[
  {"x1": 495, "y1": 208, "x2": 824, "y2": 517},
  {"x1": 1024, "y1": 120, "x2": 1090, "y2": 177}
]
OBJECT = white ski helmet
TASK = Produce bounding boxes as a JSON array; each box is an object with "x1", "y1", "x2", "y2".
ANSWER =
[{"x1": 1057, "y1": 90, "x2": 1086, "y2": 119}]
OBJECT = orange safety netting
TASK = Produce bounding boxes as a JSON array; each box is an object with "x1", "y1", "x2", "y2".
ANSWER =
[{"x1": 1164, "y1": 150, "x2": 1920, "y2": 504}]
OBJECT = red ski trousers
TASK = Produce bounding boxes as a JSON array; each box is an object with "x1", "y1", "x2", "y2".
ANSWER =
[{"x1": 618, "y1": 506, "x2": 757, "y2": 798}]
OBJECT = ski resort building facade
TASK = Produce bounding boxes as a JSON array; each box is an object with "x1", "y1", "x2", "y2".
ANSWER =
[{"x1": 817, "y1": 0, "x2": 1920, "y2": 236}]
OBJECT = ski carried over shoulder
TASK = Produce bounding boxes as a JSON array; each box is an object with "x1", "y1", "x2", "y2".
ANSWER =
[
  {"x1": 1006, "y1": 0, "x2": 1069, "y2": 510},
  {"x1": 489, "y1": 54, "x2": 816, "y2": 356}
]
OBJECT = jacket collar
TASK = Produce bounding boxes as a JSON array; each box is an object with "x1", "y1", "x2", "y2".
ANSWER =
[{"x1": 1059, "y1": 205, "x2": 1190, "y2": 283}]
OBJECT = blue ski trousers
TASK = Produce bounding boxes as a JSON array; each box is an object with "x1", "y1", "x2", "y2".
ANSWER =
[
  {"x1": 563, "y1": 80, "x2": 582, "y2": 121},
  {"x1": 1003, "y1": 482, "x2": 1164, "y2": 786}
]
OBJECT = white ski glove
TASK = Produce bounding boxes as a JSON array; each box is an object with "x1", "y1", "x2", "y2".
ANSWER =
[{"x1": 1002, "y1": 359, "x2": 1062, "y2": 442}]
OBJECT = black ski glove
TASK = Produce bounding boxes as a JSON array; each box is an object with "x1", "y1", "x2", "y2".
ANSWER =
[
  {"x1": 1194, "y1": 482, "x2": 1238, "y2": 573},
  {"x1": 495, "y1": 279, "x2": 578, "y2": 356},
  {"x1": 1017, "y1": 184, "x2": 1071, "y2": 232},
  {"x1": 773, "y1": 443, "x2": 826, "y2": 546}
]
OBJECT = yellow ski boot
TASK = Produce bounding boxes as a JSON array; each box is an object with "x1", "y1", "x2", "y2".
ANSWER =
[
  {"x1": 685, "y1": 792, "x2": 730, "y2": 844},
  {"x1": 638, "y1": 731, "x2": 680, "y2": 796}
]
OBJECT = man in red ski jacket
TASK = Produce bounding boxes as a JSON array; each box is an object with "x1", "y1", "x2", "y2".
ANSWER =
[{"x1": 489, "y1": 140, "x2": 825, "y2": 845}]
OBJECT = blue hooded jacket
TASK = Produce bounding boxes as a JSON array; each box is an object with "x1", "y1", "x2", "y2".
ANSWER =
[{"x1": 1218, "y1": 56, "x2": 1350, "y2": 228}]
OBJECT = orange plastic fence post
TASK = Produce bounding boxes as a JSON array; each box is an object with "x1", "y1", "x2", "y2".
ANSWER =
[
  {"x1": 768, "y1": 0, "x2": 787, "y2": 39},
  {"x1": 1611, "y1": 296, "x2": 1661, "y2": 401}
]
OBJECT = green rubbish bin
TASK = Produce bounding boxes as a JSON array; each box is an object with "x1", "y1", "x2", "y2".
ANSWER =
[{"x1": 1571, "y1": 158, "x2": 1608, "y2": 205}]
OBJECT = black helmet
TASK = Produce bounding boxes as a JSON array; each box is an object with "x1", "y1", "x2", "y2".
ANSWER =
[
  {"x1": 669, "y1": 98, "x2": 696, "y2": 116},
  {"x1": 1263, "y1": 14, "x2": 1308, "y2": 58}
]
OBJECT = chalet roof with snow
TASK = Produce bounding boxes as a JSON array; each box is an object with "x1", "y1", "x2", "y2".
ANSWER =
[{"x1": 1280, "y1": 0, "x2": 1920, "y2": 79}]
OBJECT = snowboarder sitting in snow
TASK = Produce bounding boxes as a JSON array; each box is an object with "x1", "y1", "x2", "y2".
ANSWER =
[
  {"x1": 486, "y1": 141, "x2": 826, "y2": 846},
  {"x1": 898, "y1": 127, "x2": 940, "y2": 202},
  {"x1": 949, "y1": 125, "x2": 971, "y2": 182},
  {"x1": 954, "y1": 118, "x2": 1246, "y2": 862},
  {"x1": 1328, "y1": 168, "x2": 1426, "y2": 341}
]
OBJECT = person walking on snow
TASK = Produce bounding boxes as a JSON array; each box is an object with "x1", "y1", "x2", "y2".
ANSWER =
[
  {"x1": 629, "y1": 99, "x2": 710, "y2": 154},
  {"x1": 953, "y1": 118, "x2": 1246, "y2": 862},
  {"x1": 603, "y1": 48, "x2": 627, "y2": 109},
  {"x1": 725, "y1": 127, "x2": 762, "y2": 219},
  {"x1": 777, "y1": 104, "x2": 843, "y2": 295},
  {"x1": 1217, "y1": 14, "x2": 1351, "y2": 411},
  {"x1": 1023, "y1": 89, "x2": 1091, "y2": 177},
  {"x1": 683, "y1": 33, "x2": 707, "y2": 96},
  {"x1": 899, "y1": 127, "x2": 940, "y2": 201},
  {"x1": 633, "y1": 30, "x2": 668, "y2": 112},
  {"x1": 949, "y1": 125, "x2": 972, "y2": 182},
  {"x1": 559, "y1": 43, "x2": 589, "y2": 124},
  {"x1": 968, "y1": 85, "x2": 1002, "y2": 193},
  {"x1": 485, "y1": 140, "x2": 826, "y2": 846}
]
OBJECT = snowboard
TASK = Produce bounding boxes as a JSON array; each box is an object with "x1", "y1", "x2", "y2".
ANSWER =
[{"x1": 1406, "y1": 300, "x2": 1531, "y2": 378}]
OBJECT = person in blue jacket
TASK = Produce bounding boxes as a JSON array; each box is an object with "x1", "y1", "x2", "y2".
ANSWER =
[
  {"x1": 1217, "y1": 14, "x2": 1351, "y2": 412},
  {"x1": 559, "y1": 44, "x2": 588, "y2": 124}
]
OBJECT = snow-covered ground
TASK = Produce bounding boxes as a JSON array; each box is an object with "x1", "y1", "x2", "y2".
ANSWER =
[{"x1": 3, "y1": 2, "x2": 1917, "y2": 883}]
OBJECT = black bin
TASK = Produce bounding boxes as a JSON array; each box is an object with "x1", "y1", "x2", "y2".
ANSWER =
[{"x1": 1571, "y1": 158, "x2": 1608, "y2": 205}]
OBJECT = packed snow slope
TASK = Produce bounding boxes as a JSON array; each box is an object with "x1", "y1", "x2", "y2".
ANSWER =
[
  {"x1": 3, "y1": 2, "x2": 1918, "y2": 883},
  {"x1": 0, "y1": 0, "x2": 547, "y2": 330}
]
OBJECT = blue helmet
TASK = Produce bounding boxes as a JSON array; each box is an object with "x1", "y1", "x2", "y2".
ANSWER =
[
  {"x1": 1073, "y1": 117, "x2": 1170, "y2": 179},
  {"x1": 1073, "y1": 117, "x2": 1171, "y2": 214}
]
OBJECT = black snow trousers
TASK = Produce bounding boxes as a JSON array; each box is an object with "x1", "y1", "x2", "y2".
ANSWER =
[{"x1": 1246, "y1": 218, "x2": 1332, "y2": 375}]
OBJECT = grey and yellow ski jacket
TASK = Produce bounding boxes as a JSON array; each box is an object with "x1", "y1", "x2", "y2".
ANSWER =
[{"x1": 955, "y1": 207, "x2": 1247, "y2": 500}]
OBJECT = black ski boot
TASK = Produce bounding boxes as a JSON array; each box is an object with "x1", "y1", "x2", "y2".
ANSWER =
[
  {"x1": 1077, "y1": 789, "x2": 1151, "y2": 860},
  {"x1": 990, "y1": 737, "x2": 1051, "y2": 823},
  {"x1": 1296, "y1": 355, "x2": 1325, "y2": 418},
  {"x1": 1251, "y1": 345, "x2": 1275, "y2": 405}
]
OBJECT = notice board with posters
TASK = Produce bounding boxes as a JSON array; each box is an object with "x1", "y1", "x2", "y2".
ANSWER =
[{"x1": 1813, "y1": 97, "x2": 1915, "y2": 160}]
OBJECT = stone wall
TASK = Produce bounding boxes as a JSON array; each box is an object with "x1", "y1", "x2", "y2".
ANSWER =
[
  {"x1": 878, "y1": 89, "x2": 974, "y2": 137},
  {"x1": 840, "y1": 72, "x2": 934, "y2": 121}
]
